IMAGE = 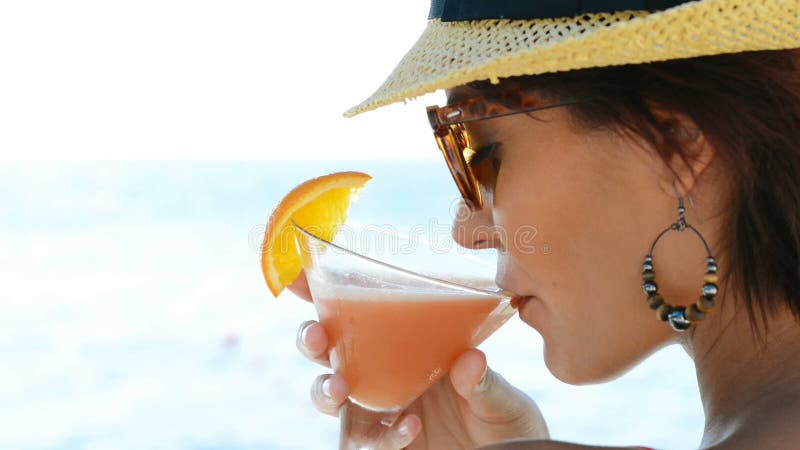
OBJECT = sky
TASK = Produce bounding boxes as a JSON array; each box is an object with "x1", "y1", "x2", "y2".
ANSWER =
[{"x1": 0, "y1": 0, "x2": 444, "y2": 160}]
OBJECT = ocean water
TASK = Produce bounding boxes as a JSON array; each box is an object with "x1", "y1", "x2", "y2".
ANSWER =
[{"x1": 0, "y1": 161, "x2": 704, "y2": 450}]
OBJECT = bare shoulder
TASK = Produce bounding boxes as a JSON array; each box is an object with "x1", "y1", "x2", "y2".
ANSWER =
[{"x1": 477, "y1": 439, "x2": 648, "y2": 450}]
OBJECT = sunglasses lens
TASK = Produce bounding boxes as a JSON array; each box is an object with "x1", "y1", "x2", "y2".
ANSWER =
[{"x1": 435, "y1": 125, "x2": 483, "y2": 209}]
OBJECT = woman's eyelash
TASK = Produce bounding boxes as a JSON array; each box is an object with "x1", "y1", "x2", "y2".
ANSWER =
[{"x1": 468, "y1": 142, "x2": 500, "y2": 168}]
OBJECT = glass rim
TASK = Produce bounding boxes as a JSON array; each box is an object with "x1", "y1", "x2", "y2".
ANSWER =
[{"x1": 291, "y1": 219, "x2": 515, "y2": 300}]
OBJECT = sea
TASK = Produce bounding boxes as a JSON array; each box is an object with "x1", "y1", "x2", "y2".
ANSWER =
[{"x1": 0, "y1": 161, "x2": 704, "y2": 450}]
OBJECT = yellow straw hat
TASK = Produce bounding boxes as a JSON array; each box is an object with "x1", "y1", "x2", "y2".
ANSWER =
[{"x1": 345, "y1": 0, "x2": 799, "y2": 117}]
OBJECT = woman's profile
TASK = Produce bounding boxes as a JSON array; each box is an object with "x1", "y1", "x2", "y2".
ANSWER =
[{"x1": 292, "y1": 1, "x2": 800, "y2": 448}]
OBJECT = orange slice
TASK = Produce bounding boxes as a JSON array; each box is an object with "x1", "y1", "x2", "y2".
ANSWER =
[{"x1": 261, "y1": 171, "x2": 371, "y2": 297}]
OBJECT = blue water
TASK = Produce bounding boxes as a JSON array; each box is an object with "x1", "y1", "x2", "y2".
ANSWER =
[{"x1": 0, "y1": 161, "x2": 703, "y2": 449}]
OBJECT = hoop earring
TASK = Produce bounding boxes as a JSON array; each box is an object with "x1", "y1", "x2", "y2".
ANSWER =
[{"x1": 641, "y1": 195, "x2": 718, "y2": 331}]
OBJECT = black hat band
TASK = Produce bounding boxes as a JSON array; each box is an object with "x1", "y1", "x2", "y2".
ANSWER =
[{"x1": 429, "y1": 0, "x2": 695, "y2": 22}]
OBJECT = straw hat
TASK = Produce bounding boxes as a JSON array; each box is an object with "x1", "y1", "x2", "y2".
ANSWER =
[{"x1": 344, "y1": 0, "x2": 799, "y2": 117}]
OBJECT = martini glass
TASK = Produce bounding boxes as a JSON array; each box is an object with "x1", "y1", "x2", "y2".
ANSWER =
[{"x1": 293, "y1": 221, "x2": 517, "y2": 450}]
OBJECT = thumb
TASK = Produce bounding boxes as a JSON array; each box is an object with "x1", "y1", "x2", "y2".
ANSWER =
[{"x1": 449, "y1": 349, "x2": 543, "y2": 428}]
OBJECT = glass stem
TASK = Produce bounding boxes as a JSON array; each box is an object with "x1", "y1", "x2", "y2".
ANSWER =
[{"x1": 338, "y1": 399, "x2": 402, "y2": 450}]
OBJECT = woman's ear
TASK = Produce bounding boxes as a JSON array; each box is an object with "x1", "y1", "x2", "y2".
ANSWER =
[{"x1": 649, "y1": 106, "x2": 717, "y2": 198}]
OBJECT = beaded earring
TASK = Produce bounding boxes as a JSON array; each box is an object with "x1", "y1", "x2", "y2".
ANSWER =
[{"x1": 641, "y1": 193, "x2": 717, "y2": 332}]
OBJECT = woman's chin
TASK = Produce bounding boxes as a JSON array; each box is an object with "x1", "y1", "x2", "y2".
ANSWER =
[
  {"x1": 520, "y1": 299, "x2": 644, "y2": 384},
  {"x1": 517, "y1": 300, "x2": 604, "y2": 384},
  {"x1": 541, "y1": 341, "x2": 633, "y2": 386}
]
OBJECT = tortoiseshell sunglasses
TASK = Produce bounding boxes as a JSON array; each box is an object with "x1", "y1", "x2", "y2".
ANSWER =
[{"x1": 426, "y1": 88, "x2": 584, "y2": 210}]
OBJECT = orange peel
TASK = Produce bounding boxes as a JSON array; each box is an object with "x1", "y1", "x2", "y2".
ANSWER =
[{"x1": 261, "y1": 171, "x2": 371, "y2": 297}]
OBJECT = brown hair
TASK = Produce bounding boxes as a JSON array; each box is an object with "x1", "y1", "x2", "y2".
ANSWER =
[{"x1": 471, "y1": 49, "x2": 800, "y2": 340}]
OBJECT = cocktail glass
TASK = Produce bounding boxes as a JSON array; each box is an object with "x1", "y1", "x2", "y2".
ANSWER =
[{"x1": 293, "y1": 221, "x2": 518, "y2": 450}]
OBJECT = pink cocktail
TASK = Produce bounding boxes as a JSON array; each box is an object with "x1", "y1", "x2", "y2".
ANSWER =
[{"x1": 294, "y1": 222, "x2": 516, "y2": 450}]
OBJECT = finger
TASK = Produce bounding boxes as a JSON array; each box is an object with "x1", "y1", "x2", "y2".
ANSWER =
[
  {"x1": 377, "y1": 414, "x2": 421, "y2": 450},
  {"x1": 296, "y1": 321, "x2": 331, "y2": 368},
  {"x1": 449, "y1": 349, "x2": 540, "y2": 425},
  {"x1": 310, "y1": 373, "x2": 349, "y2": 417},
  {"x1": 449, "y1": 348, "x2": 488, "y2": 397},
  {"x1": 287, "y1": 270, "x2": 313, "y2": 303}
]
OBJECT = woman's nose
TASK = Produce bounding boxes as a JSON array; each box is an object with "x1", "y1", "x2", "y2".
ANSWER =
[{"x1": 451, "y1": 198, "x2": 504, "y2": 251}]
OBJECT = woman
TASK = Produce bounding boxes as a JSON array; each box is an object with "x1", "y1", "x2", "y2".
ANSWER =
[{"x1": 292, "y1": 1, "x2": 800, "y2": 448}]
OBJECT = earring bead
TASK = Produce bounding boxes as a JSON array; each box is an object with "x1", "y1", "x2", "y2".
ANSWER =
[
  {"x1": 685, "y1": 304, "x2": 706, "y2": 321},
  {"x1": 656, "y1": 303, "x2": 672, "y2": 322},
  {"x1": 702, "y1": 283, "x2": 718, "y2": 298},
  {"x1": 697, "y1": 295, "x2": 714, "y2": 312},
  {"x1": 668, "y1": 307, "x2": 692, "y2": 331},
  {"x1": 647, "y1": 294, "x2": 664, "y2": 310}
]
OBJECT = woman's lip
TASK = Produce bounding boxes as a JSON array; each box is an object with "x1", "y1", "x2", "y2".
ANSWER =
[
  {"x1": 517, "y1": 296, "x2": 540, "y2": 327},
  {"x1": 511, "y1": 295, "x2": 534, "y2": 310}
]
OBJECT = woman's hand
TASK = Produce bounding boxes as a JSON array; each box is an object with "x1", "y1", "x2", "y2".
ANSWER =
[{"x1": 289, "y1": 274, "x2": 550, "y2": 449}]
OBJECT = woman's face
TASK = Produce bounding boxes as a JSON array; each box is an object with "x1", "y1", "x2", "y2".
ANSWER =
[{"x1": 450, "y1": 90, "x2": 715, "y2": 384}]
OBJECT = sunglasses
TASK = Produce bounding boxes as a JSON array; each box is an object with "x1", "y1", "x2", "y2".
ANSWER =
[{"x1": 426, "y1": 88, "x2": 584, "y2": 210}]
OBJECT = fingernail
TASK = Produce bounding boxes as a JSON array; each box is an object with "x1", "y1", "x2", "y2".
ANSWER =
[
  {"x1": 300, "y1": 323, "x2": 312, "y2": 345},
  {"x1": 474, "y1": 366, "x2": 489, "y2": 393},
  {"x1": 321, "y1": 378, "x2": 332, "y2": 398},
  {"x1": 397, "y1": 420, "x2": 409, "y2": 436}
]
